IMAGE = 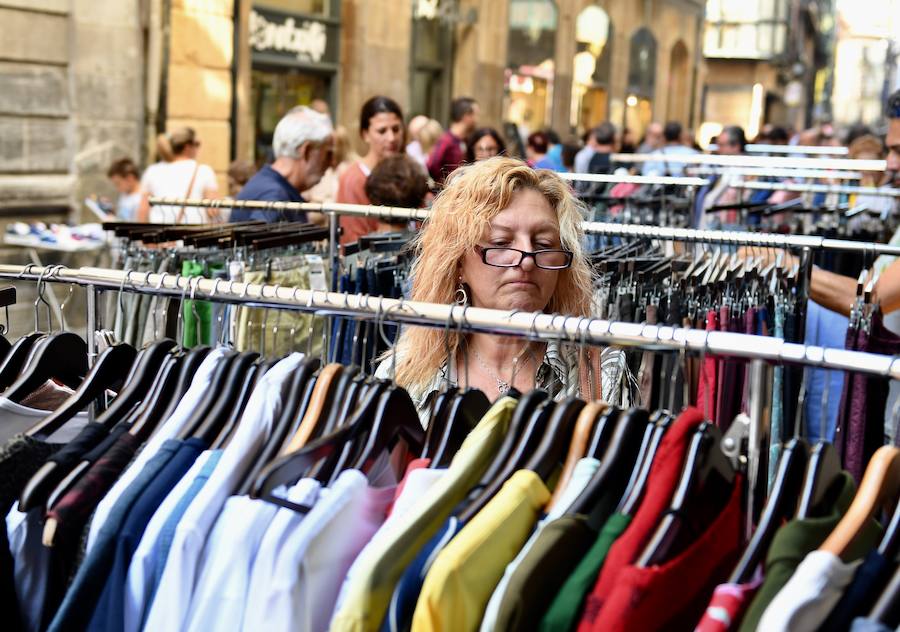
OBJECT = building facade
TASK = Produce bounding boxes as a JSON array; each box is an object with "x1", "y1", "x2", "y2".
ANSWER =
[
  {"x1": 0, "y1": 0, "x2": 707, "y2": 217},
  {"x1": 700, "y1": 0, "x2": 832, "y2": 143}
]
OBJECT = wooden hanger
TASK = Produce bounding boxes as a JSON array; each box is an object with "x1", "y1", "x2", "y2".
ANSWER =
[
  {"x1": 820, "y1": 445, "x2": 900, "y2": 560},
  {"x1": 546, "y1": 401, "x2": 606, "y2": 512},
  {"x1": 281, "y1": 363, "x2": 344, "y2": 454}
]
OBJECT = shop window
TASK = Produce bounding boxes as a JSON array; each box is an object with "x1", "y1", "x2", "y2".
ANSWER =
[
  {"x1": 505, "y1": 0, "x2": 557, "y2": 138},
  {"x1": 666, "y1": 40, "x2": 690, "y2": 124},
  {"x1": 410, "y1": 0, "x2": 455, "y2": 122},
  {"x1": 570, "y1": 4, "x2": 613, "y2": 133},
  {"x1": 704, "y1": 0, "x2": 789, "y2": 60},
  {"x1": 251, "y1": 68, "x2": 330, "y2": 164},
  {"x1": 625, "y1": 27, "x2": 657, "y2": 139}
]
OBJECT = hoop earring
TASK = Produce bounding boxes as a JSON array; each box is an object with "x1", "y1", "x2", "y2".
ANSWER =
[{"x1": 454, "y1": 283, "x2": 469, "y2": 306}]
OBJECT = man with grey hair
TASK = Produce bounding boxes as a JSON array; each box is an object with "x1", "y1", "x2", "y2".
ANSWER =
[{"x1": 232, "y1": 105, "x2": 334, "y2": 222}]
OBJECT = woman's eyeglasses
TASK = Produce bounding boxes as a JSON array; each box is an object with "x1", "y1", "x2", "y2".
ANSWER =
[{"x1": 475, "y1": 245, "x2": 573, "y2": 270}]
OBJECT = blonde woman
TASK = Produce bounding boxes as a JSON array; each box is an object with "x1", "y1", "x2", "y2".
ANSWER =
[
  {"x1": 377, "y1": 156, "x2": 609, "y2": 423},
  {"x1": 138, "y1": 127, "x2": 220, "y2": 223}
]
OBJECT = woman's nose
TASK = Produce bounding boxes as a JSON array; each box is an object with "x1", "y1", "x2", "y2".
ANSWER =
[{"x1": 518, "y1": 253, "x2": 537, "y2": 271}]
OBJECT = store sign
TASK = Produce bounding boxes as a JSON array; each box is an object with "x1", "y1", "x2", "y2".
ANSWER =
[{"x1": 249, "y1": 7, "x2": 337, "y2": 66}]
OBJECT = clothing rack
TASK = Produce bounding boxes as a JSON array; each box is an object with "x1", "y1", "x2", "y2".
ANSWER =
[
  {"x1": 2, "y1": 262, "x2": 900, "y2": 525},
  {"x1": 612, "y1": 153, "x2": 886, "y2": 172},
  {"x1": 580, "y1": 221, "x2": 900, "y2": 256},
  {"x1": 557, "y1": 173, "x2": 708, "y2": 187},
  {"x1": 686, "y1": 167, "x2": 863, "y2": 181},
  {"x1": 708, "y1": 143, "x2": 850, "y2": 156},
  {"x1": 730, "y1": 180, "x2": 900, "y2": 199}
]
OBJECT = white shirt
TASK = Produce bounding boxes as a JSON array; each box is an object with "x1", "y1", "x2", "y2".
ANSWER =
[
  {"x1": 123, "y1": 449, "x2": 218, "y2": 632},
  {"x1": 86, "y1": 348, "x2": 227, "y2": 552},
  {"x1": 7, "y1": 503, "x2": 50, "y2": 632},
  {"x1": 758, "y1": 550, "x2": 863, "y2": 632},
  {"x1": 141, "y1": 159, "x2": 218, "y2": 224},
  {"x1": 479, "y1": 457, "x2": 601, "y2": 632},
  {"x1": 245, "y1": 469, "x2": 396, "y2": 632},
  {"x1": 183, "y1": 489, "x2": 293, "y2": 632},
  {"x1": 641, "y1": 145, "x2": 698, "y2": 177},
  {"x1": 332, "y1": 464, "x2": 447, "y2": 616},
  {"x1": 240, "y1": 479, "x2": 322, "y2": 632},
  {"x1": 141, "y1": 353, "x2": 304, "y2": 632}
]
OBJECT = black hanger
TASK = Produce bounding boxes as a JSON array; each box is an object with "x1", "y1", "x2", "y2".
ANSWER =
[
  {"x1": 91, "y1": 338, "x2": 179, "y2": 429},
  {"x1": 422, "y1": 389, "x2": 458, "y2": 460},
  {"x1": 618, "y1": 410, "x2": 674, "y2": 515},
  {"x1": 45, "y1": 355, "x2": 185, "y2": 512},
  {"x1": 191, "y1": 352, "x2": 260, "y2": 445},
  {"x1": 430, "y1": 389, "x2": 491, "y2": 468},
  {"x1": 24, "y1": 343, "x2": 137, "y2": 440},
  {"x1": 318, "y1": 371, "x2": 366, "y2": 438},
  {"x1": 314, "y1": 367, "x2": 359, "y2": 440},
  {"x1": 0, "y1": 334, "x2": 11, "y2": 363},
  {"x1": 455, "y1": 399, "x2": 558, "y2": 524},
  {"x1": 586, "y1": 406, "x2": 624, "y2": 459},
  {"x1": 252, "y1": 382, "x2": 390, "y2": 502},
  {"x1": 4, "y1": 332, "x2": 87, "y2": 401},
  {"x1": 567, "y1": 408, "x2": 648, "y2": 531},
  {"x1": 175, "y1": 351, "x2": 238, "y2": 440},
  {"x1": 319, "y1": 380, "x2": 390, "y2": 484},
  {"x1": 233, "y1": 357, "x2": 321, "y2": 496},
  {"x1": 636, "y1": 421, "x2": 735, "y2": 567},
  {"x1": 728, "y1": 437, "x2": 810, "y2": 584},
  {"x1": 796, "y1": 441, "x2": 843, "y2": 519},
  {"x1": 348, "y1": 386, "x2": 426, "y2": 472},
  {"x1": 0, "y1": 332, "x2": 44, "y2": 390},
  {"x1": 449, "y1": 390, "x2": 548, "y2": 517},
  {"x1": 523, "y1": 397, "x2": 586, "y2": 482},
  {"x1": 209, "y1": 360, "x2": 262, "y2": 450},
  {"x1": 156, "y1": 345, "x2": 211, "y2": 423}
]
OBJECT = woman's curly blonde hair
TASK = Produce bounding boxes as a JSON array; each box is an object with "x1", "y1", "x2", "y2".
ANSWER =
[{"x1": 393, "y1": 156, "x2": 594, "y2": 398}]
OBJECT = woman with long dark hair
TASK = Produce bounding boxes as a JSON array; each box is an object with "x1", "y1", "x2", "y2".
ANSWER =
[{"x1": 336, "y1": 95, "x2": 405, "y2": 245}]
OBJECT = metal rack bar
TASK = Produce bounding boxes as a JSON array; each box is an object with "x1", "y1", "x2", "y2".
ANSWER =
[
  {"x1": 731, "y1": 180, "x2": 900, "y2": 198},
  {"x1": 709, "y1": 144, "x2": 850, "y2": 156},
  {"x1": 687, "y1": 167, "x2": 863, "y2": 180},
  {"x1": 558, "y1": 173, "x2": 708, "y2": 186},
  {"x1": 1, "y1": 264, "x2": 898, "y2": 380},
  {"x1": 148, "y1": 197, "x2": 900, "y2": 255},
  {"x1": 612, "y1": 153, "x2": 886, "y2": 172},
  {"x1": 580, "y1": 221, "x2": 900, "y2": 256}
]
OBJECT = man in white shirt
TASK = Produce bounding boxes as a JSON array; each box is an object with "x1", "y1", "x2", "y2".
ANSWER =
[{"x1": 642, "y1": 121, "x2": 698, "y2": 177}]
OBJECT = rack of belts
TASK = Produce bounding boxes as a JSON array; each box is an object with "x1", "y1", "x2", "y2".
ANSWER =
[{"x1": 2, "y1": 262, "x2": 900, "y2": 525}]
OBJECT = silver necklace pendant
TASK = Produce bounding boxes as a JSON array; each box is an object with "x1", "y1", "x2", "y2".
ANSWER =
[{"x1": 496, "y1": 379, "x2": 510, "y2": 393}]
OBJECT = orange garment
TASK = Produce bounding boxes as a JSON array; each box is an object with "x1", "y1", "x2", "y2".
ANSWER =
[{"x1": 336, "y1": 162, "x2": 380, "y2": 246}]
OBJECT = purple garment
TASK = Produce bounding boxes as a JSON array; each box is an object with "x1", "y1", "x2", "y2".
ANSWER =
[
  {"x1": 838, "y1": 310, "x2": 900, "y2": 482},
  {"x1": 834, "y1": 323, "x2": 860, "y2": 459}
]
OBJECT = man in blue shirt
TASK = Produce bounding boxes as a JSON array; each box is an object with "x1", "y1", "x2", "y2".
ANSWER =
[{"x1": 233, "y1": 106, "x2": 334, "y2": 223}]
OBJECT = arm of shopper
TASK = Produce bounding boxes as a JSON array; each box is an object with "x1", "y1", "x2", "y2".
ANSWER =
[
  {"x1": 137, "y1": 191, "x2": 150, "y2": 223},
  {"x1": 874, "y1": 257, "x2": 900, "y2": 315},
  {"x1": 809, "y1": 266, "x2": 860, "y2": 317}
]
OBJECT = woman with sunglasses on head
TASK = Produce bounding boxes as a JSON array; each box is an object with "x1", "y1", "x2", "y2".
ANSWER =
[
  {"x1": 137, "y1": 127, "x2": 221, "y2": 224},
  {"x1": 337, "y1": 95, "x2": 406, "y2": 245},
  {"x1": 376, "y1": 156, "x2": 615, "y2": 424}
]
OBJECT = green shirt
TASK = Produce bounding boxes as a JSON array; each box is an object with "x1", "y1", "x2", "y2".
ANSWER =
[
  {"x1": 739, "y1": 472, "x2": 883, "y2": 632},
  {"x1": 539, "y1": 511, "x2": 632, "y2": 632}
]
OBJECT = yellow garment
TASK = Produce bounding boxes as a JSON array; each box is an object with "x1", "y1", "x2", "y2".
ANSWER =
[
  {"x1": 411, "y1": 470, "x2": 550, "y2": 632},
  {"x1": 329, "y1": 397, "x2": 517, "y2": 632},
  {"x1": 235, "y1": 266, "x2": 325, "y2": 357}
]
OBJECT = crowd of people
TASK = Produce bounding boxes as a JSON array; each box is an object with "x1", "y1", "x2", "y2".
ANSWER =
[{"x1": 105, "y1": 89, "x2": 898, "y2": 237}]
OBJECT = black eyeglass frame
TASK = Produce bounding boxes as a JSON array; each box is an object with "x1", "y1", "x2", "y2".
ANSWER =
[{"x1": 474, "y1": 245, "x2": 574, "y2": 270}]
